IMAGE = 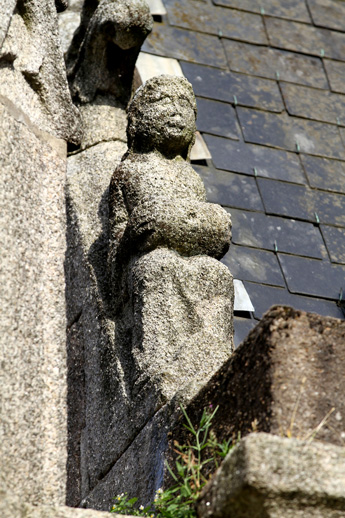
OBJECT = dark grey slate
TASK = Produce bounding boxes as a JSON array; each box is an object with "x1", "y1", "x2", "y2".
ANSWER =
[
  {"x1": 221, "y1": 245, "x2": 286, "y2": 287},
  {"x1": 243, "y1": 281, "x2": 344, "y2": 320},
  {"x1": 237, "y1": 107, "x2": 345, "y2": 159},
  {"x1": 321, "y1": 225, "x2": 345, "y2": 265},
  {"x1": 230, "y1": 208, "x2": 327, "y2": 259},
  {"x1": 203, "y1": 135, "x2": 307, "y2": 183},
  {"x1": 278, "y1": 253, "x2": 345, "y2": 300},
  {"x1": 142, "y1": 24, "x2": 227, "y2": 68},
  {"x1": 181, "y1": 61, "x2": 284, "y2": 113},
  {"x1": 164, "y1": 0, "x2": 267, "y2": 44},
  {"x1": 308, "y1": 0, "x2": 345, "y2": 32},
  {"x1": 212, "y1": 0, "x2": 311, "y2": 23},
  {"x1": 301, "y1": 155, "x2": 345, "y2": 194},
  {"x1": 195, "y1": 97, "x2": 240, "y2": 139},
  {"x1": 280, "y1": 82, "x2": 345, "y2": 126},
  {"x1": 233, "y1": 316, "x2": 256, "y2": 348},
  {"x1": 194, "y1": 165, "x2": 264, "y2": 211},
  {"x1": 324, "y1": 59, "x2": 345, "y2": 95},
  {"x1": 266, "y1": 17, "x2": 345, "y2": 61},
  {"x1": 223, "y1": 40, "x2": 328, "y2": 89},
  {"x1": 314, "y1": 190, "x2": 345, "y2": 227},
  {"x1": 257, "y1": 178, "x2": 316, "y2": 222}
]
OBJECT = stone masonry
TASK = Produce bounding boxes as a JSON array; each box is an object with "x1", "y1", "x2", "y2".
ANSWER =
[{"x1": 0, "y1": 0, "x2": 80, "y2": 507}]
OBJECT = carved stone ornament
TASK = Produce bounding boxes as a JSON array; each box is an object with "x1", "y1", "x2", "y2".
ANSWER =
[{"x1": 108, "y1": 75, "x2": 234, "y2": 405}]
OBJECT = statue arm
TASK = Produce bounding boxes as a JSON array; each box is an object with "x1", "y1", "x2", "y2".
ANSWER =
[{"x1": 128, "y1": 196, "x2": 231, "y2": 260}]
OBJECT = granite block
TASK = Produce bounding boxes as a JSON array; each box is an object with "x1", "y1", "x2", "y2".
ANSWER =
[
  {"x1": 194, "y1": 165, "x2": 264, "y2": 210},
  {"x1": 244, "y1": 281, "x2": 344, "y2": 320},
  {"x1": 230, "y1": 208, "x2": 326, "y2": 259},
  {"x1": 301, "y1": 155, "x2": 345, "y2": 193},
  {"x1": 308, "y1": 0, "x2": 345, "y2": 31},
  {"x1": 222, "y1": 244, "x2": 285, "y2": 287},
  {"x1": 164, "y1": 0, "x2": 267, "y2": 44},
  {"x1": 324, "y1": 59, "x2": 345, "y2": 95},
  {"x1": 281, "y1": 82, "x2": 345, "y2": 126},
  {"x1": 212, "y1": 0, "x2": 311, "y2": 22},
  {"x1": 314, "y1": 190, "x2": 345, "y2": 227},
  {"x1": 257, "y1": 177, "x2": 316, "y2": 221},
  {"x1": 279, "y1": 253, "x2": 345, "y2": 299},
  {"x1": 321, "y1": 225, "x2": 345, "y2": 264},
  {"x1": 198, "y1": 433, "x2": 345, "y2": 518},
  {"x1": 237, "y1": 107, "x2": 345, "y2": 159},
  {"x1": 180, "y1": 306, "x2": 345, "y2": 471},
  {"x1": 196, "y1": 97, "x2": 240, "y2": 139},
  {"x1": 223, "y1": 39, "x2": 328, "y2": 88},
  {"x1": 142, "y1": 24, "x2": 227, "y2": 68},
  {"x1": 203, "y1": 135, "x2": 306, "y2": 183},
  {"x1": 266, "y1": 17, "x2": 345, "y2": 61},
  {"x1": 181, "y1": 61, "x2": 284, "y2": 113}
]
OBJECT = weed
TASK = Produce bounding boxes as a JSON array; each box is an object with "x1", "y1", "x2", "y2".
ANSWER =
[{"x1": 110, "y1": 404, "x2": 235, "y2": 518}]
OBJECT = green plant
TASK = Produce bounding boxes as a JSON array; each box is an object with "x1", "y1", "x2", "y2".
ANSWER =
[
  {"x1": 110, "y1": 404, "x2": 235, "y2": 518},
  {"x1": 110, "y1": 493, "x2": 153, "y2": 517}
]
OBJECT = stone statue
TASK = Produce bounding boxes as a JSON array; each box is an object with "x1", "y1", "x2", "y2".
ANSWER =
[
  {"x1": 108, "y1": 75, "x2": 234, "y2": 402},
  {"x1": 67, "y1": 0, "x2": 153, "y2": 107}
]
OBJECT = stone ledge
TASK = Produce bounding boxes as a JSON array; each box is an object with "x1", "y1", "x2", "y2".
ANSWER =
[
  {"x1": 197, "y1": 433, "x2": 345, "y2": 518},
  {"x1": 0, "y1": 490, "x2": 128, "y2": 518}
]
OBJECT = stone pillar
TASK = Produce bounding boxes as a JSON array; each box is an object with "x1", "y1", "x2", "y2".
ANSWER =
[{"x1": 0, "y1": 0, "x2": 80, "y2": 506}]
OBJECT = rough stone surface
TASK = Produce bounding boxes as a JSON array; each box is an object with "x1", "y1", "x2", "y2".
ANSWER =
[
  {"x1": 0, "y1": 101, "x2": 67, "y2": 505},
  {"x1": 64, "y1": 1, "x2": 154, "y2": 505},
  {"x1": 58, "y1": 0, "x2": 83, "y2": 55},
  {"x1": 0, "y1": 0, "x2": 81, "y2": 144},
  {"x1": 78, "y1": 95, "x2": 127, "y2": 150},
  {"x1": 169, "y1": 306, "x2": 345, "y2": 464},
  {"x1": 0, "y1": 489, "x2": 126, "y2": 518},
  {"x1": 66, "y1": 75, "x2": 234, "y2": 509},
  {"x1": 197, "y1": 433, "x2": 345, "y2": 518},
  {"x1": 67, "y1": 0, "x2": 152, "y2": 106},
  {"x1": 81, "y1": 405, "x2": 173, "y2": 511}
]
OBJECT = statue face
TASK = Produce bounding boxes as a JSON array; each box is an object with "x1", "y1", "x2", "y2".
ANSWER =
[
  {"x1": 139, "y1": 91, "x2": 196, "y2": 154},
  {"x1": 127, "y1": 76, "x2": 197, "y2": 156}
]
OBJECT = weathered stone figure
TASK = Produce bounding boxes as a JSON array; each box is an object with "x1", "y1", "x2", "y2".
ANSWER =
[
  {"x1": 108, "y1": 75, "x2": 234, "y2": 402},
  {"x1": 68, "y1": 0, "x2": 153, "y2": 107}
]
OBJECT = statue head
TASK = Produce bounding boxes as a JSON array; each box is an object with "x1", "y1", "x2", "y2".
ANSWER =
[{"x1": 127, "y1": 75, "x2": 197, "y2": 159}]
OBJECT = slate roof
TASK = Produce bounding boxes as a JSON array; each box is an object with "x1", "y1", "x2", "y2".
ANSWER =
[{"x1": 142, "y1": 0, "x2": 345, "y2": 345}]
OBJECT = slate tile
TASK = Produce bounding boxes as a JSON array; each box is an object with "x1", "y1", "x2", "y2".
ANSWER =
[
  {"x1": 196, "y1": 97, "x2": 240, "y2": 140},
  {"x1": 237, "y1": 107, "x2": 345, "y2": 160},
  {"x1": 234, "y1": 317, "x2": 256, "y2": 348},
  {"x1": 223, "y1": 40, "x2": 328, "y2": 89},
  {"x1": 222, "y1": 245, "x2": 286, "y2": 287},
  {"x1": 314, "y1": 190, "x2": 345, "y2": 227},
  {"x1": 257, "y1": 178, "x2": 316, "y2": 222},
  {"x1": 266, "y1": 17, "x2": 345, "y2": 61},
  {"x1": 212, "y1": 0, "x2": 311, "y2": 23},
  {"x1": 244, "y1": 281, "x2": 344, "y2": 320},
  {"x1": 307, "y1": 0, "x2": 345, "y2": 32},
  {"x1": 203, "y1": 135, "x2": 307, "y2": 184},
  {"x1": 164, "y1": 0, "x2": 267, "y2": 44},
  {"x1": 301, "y1": 155, "x2": 345, "y2": 194},
  {"x1": 194, "y1": 165, "x2": 264, "y2": 211},
  {"x1": 230, "y1": 208, "x2": 326, "y2": 259},
  {"x1": 321, "y1": 226, "x2": 345, "y2": 265},
  {"x1": 324, "y1": 60, "x2": 345, "y2": 95},
  {"x1": 280, "y1": 82, "x2": 345, "y2": 127},
  {"x1": 278, "y1": 253, "x2": 345, "y2": 300},
  {"x1": 181, "y1": 61, "x2": 284, "y2": 113},
  {"x1": 142, "y1": 24, "x2": 227, "y2": 68}
]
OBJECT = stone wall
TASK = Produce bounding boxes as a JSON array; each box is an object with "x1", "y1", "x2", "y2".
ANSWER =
[{"x1": 0, "y1": 0, "x2": 80, "y2": 507}]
